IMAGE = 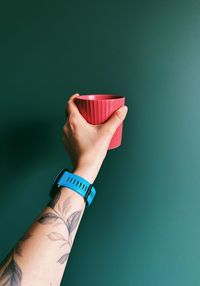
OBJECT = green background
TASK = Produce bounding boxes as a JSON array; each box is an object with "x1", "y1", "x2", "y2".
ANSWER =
[{"x1": 1, "y1": 0, "x2": 200, "y2": 285}]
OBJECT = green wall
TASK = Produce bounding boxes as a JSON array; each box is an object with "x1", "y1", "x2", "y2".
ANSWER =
[{"x1": 1, "y1": 0, "x2": 200, "y2": 285}]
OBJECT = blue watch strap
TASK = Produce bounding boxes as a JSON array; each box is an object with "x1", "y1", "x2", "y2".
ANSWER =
[{"x1": 56, "y1": 169, "x2": 96, "y2": 207}]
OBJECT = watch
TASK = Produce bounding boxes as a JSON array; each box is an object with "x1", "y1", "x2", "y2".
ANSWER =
[{"x1": 50, "y1": 168, "x2": 96, "y2": 207}]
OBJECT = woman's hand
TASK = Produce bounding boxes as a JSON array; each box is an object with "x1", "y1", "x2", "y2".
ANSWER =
[{"x1": 63, "y1": 93, "x2": 128, "y2": 183}]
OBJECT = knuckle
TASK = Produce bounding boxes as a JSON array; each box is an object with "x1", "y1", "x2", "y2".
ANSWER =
[
  {"x1": 63, "y1": 124, "x2": 68, "y2": 134},
  {"x1": 67, "y1": 98, "x2": 72, "y2": 104},
  {"x1": 114, "y1": 111, "x2": 122, "y2": 122},
  {"x1": 66, "y1": 99, "x2": 72, "y2": 110},
  {"x1": 68, "y1": 113, "x2": 77, "y2": 124},
  {"x1": 68, "y1": 112, "x2": 74, "y2": 119},
  {"x1": 68, "y1": 114, "x2": 79, "y2": 132},
  {"x1": 66, "y1": 100, "x2": 70, "y2": 108}
]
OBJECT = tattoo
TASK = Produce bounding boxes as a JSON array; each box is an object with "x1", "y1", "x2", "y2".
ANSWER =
[
  {"x1": 0, "y1": 252, "x2": 22, "y2": 286},
  {"x1": 66, "y1": 212, "x2": 82, "y2": 234},
  {"x1": 37, "y1": 213, "x2": 59, "y2": 225},
  {"x1": 47, "y1": 232, "x2": 67, "y2": 242},
  {"x1": 0, "y1": 232, "x2": 31, "y2": 284},
  {"x1": 15, "y1": 233, "x2": 32, "y2": 257},
  {"x1": 57, "y1": 253, "x2": 69, "y2": 264},
  {"x1": 38, "y1": 191, "x2": 82, "y2": 265}
]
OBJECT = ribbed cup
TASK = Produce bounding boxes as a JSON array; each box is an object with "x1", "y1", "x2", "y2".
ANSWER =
[{"x1": 75, "y1": 94, "x2": 125, "y2": 150}]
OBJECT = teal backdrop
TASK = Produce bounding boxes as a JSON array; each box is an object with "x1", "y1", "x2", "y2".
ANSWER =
[{"x1": 1, "y1": 0, "x2": 200, "y2": 285}]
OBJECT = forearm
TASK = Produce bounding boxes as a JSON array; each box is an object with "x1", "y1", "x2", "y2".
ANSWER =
[{"x1": 0, "y1": 170, "x2": 90, "y2": 286}]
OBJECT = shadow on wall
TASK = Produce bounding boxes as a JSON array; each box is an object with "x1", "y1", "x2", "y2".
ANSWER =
[{"x1": 0, "y1": 118, "x2": 58, "y2": 200}]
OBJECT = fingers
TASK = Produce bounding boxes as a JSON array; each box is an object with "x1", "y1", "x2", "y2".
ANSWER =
[
  {"x1": 65, "y1": 93, "x2": 80, "y2": 117},
  {"x1": 99, "y1": 106, "x2": 128, "y2": 137},
  {"x1": 62, "y1": 124, "x2": 77, "y2": 165}
]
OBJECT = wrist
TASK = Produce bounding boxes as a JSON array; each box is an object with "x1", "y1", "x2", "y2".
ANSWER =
[
  {"x1": 72, "y1": 164, "x2": 100, "y2": 184},
  {"x1": 60, "y1": 186, "x2": 86, "y2": 206}
]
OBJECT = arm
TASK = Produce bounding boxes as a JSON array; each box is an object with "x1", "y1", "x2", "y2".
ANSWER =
[{"x1": 0, "y1": 93, "x2": 128, "y2": 286}]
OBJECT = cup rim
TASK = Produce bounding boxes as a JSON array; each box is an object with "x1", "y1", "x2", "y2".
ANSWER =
[{"x1": 75, "y1": 94, "x2": 125, "y2": 101}]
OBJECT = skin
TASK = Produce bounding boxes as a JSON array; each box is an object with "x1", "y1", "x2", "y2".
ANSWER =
[{"x1": 0, "y1": 93, "x2": 128, "y2": 286}]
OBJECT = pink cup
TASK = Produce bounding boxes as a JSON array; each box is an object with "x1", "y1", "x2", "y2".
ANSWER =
[{"x1": 74, "y1": 94, "x2": 125, "y2": 150}]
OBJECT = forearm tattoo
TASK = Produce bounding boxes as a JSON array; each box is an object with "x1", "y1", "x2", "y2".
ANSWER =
[
  {"x1": 0, "y1": 251, "x2": 22, "y2": 286},
  {"x1": 0, "y1": 188, "x2": 81, "y2": 285},
  {"x1": 0, "y1": 232, "x2": 31, "y2": 285},
  {"x1": 38, "y1": 188, "x2": 82, "y2": 264}
]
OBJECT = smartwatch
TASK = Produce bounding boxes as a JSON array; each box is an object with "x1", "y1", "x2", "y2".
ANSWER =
[{"x1": 50, "y1": 168, "x2": 96, "y2": 207}]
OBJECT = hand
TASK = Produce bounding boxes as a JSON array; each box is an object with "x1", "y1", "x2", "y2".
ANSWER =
[{"x1": 63, "y1": 93, "x2": 128, "y2": 183}]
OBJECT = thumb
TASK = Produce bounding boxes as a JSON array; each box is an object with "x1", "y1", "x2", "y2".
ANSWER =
[{"x1": 100, "y1": 106, "x2": 128, "y2": 137}]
